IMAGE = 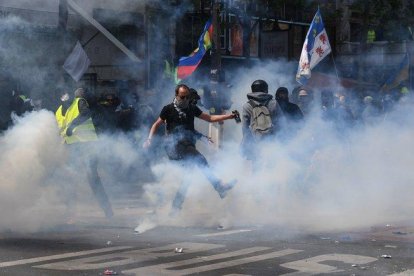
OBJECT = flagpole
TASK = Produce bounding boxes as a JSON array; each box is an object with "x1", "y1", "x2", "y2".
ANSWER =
[
  {"x1": 409, "y1": 52, "x2": 412, "y2": 92},
  {"x1": 330, "y1": 52, "x2": 341, "y2": 84},
  {"x1": 331, "y1": 51, "x2": 341, "y2": 92},
  {"x1": 209, "y1": 0, "x2": 223, "y2": 150}
]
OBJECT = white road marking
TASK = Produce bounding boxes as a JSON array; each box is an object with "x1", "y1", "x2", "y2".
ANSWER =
[
  {"x1": 35, "y1": 243, "x2": 223, "y2": 270},
  {"x1": 0, "y1": 246, "x2": 132, "y2": 268},
  {"x1": 122, "y1": 248, "x2": 302, "y2": 275},
  {"x1": 389, "y1": 270, "x2": 414, "y2": 275},
  {"x1": 281, "y1": 254, "x2": 378, "y2": 275},
  {"x1": 196, "y1": 229, "x2": 253, "y2": 237}
]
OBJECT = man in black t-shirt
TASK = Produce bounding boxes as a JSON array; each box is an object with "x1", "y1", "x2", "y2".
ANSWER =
[{"x1": 143, "y1": 84, "x2": 237, "y2": 210}]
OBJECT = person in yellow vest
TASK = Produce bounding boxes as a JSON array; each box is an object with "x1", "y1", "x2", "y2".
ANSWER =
[
  {"x1": 63, "y1": 88, "x2": 98, "y2": 144},
  {"x1": 62, "y1": 88, "x2": 113, "y2": 218},
  {"x1": 367, "y1": 27, "x2": 376, "y2": 43},
  {"x1": 400, "y1": 85, "x2": 409, "y2": 96}
]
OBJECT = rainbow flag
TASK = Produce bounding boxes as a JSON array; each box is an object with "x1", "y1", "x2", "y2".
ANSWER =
[{"x1": 177, "y1": 19, "x2": 213, "y2": 80}]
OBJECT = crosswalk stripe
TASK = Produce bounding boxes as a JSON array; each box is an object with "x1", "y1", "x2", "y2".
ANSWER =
[
  {"x1": 196, "y1": 229, "x2": 253, "y2": 237},
  {"x1": 389, "y1": 270, "x2": 414, "y2": 276},
  {"x1": 122, "y1": 247, "x2": 269, "y2": 275},
  {"x1": 177, "y1": 249, "x2": 303, "y2": 275},
  {"x1": 35, "y1": 243, "x2": 223, "y2": 270},
  {"x1": 122, "y1": 248, "x2": 302, "y2": 275},
  {"x1": 0, "y1": 246, "x2": 132, "y2": 268}
]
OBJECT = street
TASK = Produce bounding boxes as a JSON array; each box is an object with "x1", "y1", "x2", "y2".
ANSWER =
[{"x1": 0, "y1": 199, "x2": 413, "y2": 276}]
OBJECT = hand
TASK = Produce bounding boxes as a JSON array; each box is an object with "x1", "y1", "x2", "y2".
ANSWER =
[
  {"x1": 66, "y1": 127, "x2": 73, "y2": 136},
  {"x1": 232, "y1": 110, "x2": 241, "y2": 123}
]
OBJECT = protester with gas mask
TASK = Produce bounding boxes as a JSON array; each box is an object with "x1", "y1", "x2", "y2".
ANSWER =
[{"x1": 143, "y1": 84, "x2": 237, "y2": 211}]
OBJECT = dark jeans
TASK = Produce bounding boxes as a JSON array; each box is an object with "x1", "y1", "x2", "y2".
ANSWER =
[
  {"x1": 87, "y1": 157, "x2": 113, "y2": 218},
  {"x1": 168, "y1": 141, "x2": 223, "y2": 210}
]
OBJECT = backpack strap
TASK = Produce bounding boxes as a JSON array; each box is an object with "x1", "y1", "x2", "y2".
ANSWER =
[
  {"x1": 249, "y1": 99, "x2": 271, "y2": 109},
  {"x1": 248, "y1": 99, "x2": 258, "y2": 108}
]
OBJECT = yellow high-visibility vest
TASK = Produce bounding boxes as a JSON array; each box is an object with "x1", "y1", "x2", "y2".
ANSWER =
[
  {"x1": 63, "y1": 97, "x2": 98, "y2": 144},
  {"x1": 367, "y1": 29, "x2": 376, "y2": 43},
  {"x1": 401, "y1": 86, "x2": 409, "y2": 94},
  {"x1": 55, "y1": 105, "x2": 66, "y2": 135}
]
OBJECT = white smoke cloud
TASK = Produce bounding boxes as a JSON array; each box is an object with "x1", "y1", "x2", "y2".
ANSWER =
[
  {"x1": 0, "y1": 110, "x2": 68, "y2": 232},
  {"x1": 1, "y1": 1, "x2": 413, "y2": 237},
  {"x1": 136, "y1": 59, "x2": 414, "y2": 235},
  {"x1": 0, "y1": 109, "x2": 152, "y2": 232}
]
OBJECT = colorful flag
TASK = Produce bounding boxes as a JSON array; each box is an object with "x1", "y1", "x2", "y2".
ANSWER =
[
  {"x1": 63, "y1": 41, "x2": 91, "y2": 82},
  {"x1": 381, "y1": 53, "x2": 409, "y2": 91},
  {"x1": 176, "y1": 19, "x2": 213, "y2": 80},
  {"x1": 296, "y1": 9, "x2": 332, "y2": 84},
  {"x1": 164, "y1": 60, "x2": 180, "y2": 84}
]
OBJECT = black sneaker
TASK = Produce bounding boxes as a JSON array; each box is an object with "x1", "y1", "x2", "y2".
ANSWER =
[{"x1": 218, "y1": 179, "x2": 237, "y2": 199}]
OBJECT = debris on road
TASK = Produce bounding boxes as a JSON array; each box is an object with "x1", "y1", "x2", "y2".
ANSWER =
[
  {"x1": 392, "y1": 231, "x2": 408, "y2": 235},
  {"x1": 103, "y1": 269, "x2": 117, "y2": 275}
]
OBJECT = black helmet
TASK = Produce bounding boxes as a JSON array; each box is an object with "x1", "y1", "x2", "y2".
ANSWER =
[{"x1": 251, "y1": 80, "x2": 268, "y2": 93}]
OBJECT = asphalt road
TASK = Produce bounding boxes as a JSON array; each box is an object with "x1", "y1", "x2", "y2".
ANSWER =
[{"x1": 0, "y1": 200, "x2": 413, "y2": 276}]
